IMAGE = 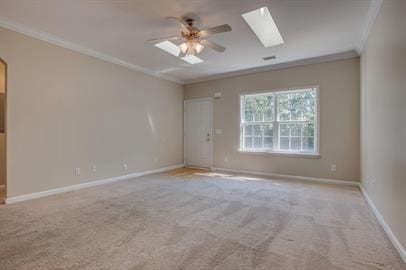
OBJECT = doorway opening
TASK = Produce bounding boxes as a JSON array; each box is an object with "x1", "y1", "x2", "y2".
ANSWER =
[{"x1": 0, "y1": 58, "x2": 6, "y2": 204}]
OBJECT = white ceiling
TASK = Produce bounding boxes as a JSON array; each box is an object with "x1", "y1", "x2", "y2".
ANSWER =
[{"x1": 0, "y1": 0, "x2": 380, "y2": 84}]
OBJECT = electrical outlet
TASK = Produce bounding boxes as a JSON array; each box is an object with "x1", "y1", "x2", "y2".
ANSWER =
[
  {"x1": 331, "y1": 164, "x2": 337, "y2": 172},
  {"x1": 75, "y1": 168, "x2": 81, "y2": 176},
  {"x1": 123, "y1": 163, "x2": 128, "y2": 171},
  {"x1": 92, "y1": 165, "x2": 97, "y2": 173}
]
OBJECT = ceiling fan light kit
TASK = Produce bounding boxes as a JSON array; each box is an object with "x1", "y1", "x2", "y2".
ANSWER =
[
  {"x1": 179, "y1": 40, "x2": 204, "y2": 56},
  {"x1": 149, "y1": 16, "x2": 231, "y2": 61}
]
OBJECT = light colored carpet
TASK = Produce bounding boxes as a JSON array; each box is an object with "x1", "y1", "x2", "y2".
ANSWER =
[
  {"x1": 0, "y1": 171, "x2": 404, "y2": 270},
  {"x1": 166, "y1": 167, "x2": 210, "y2": 178}
]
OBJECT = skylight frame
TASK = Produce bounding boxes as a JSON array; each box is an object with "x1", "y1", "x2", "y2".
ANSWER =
[
  {"x1": 181, "y1": 55, "x2": 204, "y2": 64},
  {"x1": 154, "y1": 41, "x2": 181, "y2": 57},
  {"x1": 242, "y1": 6, "x2": 284, "y2": 48}
]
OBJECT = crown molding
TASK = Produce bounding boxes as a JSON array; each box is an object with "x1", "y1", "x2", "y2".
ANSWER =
[
  {"x1": 184, "y1": 50, "x2": 359, "y2": 84},
  {"x1": 0, "y1": 0, "x2": 380, "y2": 86},
  {"x1": 356, "y1": 0, "x2": 383, "y2": 54},
  {"x1": 0, "y1": 16, "x2": 184, "y2": 84}
]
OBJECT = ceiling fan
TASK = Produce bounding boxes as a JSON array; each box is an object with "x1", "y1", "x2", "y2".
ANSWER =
[{"x1": 148, "y1": 17, "x2": 232, "y2": 56}]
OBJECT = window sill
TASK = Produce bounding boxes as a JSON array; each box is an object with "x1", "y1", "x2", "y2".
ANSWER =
[{"x1": 238, "y1": 149, "x2": 321, "y2": 159}]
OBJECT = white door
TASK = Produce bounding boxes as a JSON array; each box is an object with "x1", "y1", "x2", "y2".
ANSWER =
[{"x1": 185, "y1": 99, "x2": 212, "y2": 168}]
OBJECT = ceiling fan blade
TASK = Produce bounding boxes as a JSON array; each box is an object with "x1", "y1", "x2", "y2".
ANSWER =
[
  {"x1": 200, "y1": 39, "x2": 226, "y2": 53},
  {"x1": 199, "y1": 24, "x2": 232, "y2": 37},
  {"x1": 167, "y1": 17, "x2": 190, "y2": 30},
  {"x1": 147, "y1": 36, "x2": 182, "y2": 43}
]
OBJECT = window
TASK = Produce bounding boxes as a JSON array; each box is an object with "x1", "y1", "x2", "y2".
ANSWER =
[{"x1": 240, "y1": 87, "x2": 318, "y2": 155}]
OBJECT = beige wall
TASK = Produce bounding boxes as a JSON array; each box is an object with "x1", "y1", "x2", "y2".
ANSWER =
[
  {"x1": 0, "y1": 26, "x2": 184, "y2": 197},
  {"x1": 185, "y1": 58, "x2": 360, "y2": 182},
  {"x1": 361, "y1": 0, "x2": 406, "y2": 251}
]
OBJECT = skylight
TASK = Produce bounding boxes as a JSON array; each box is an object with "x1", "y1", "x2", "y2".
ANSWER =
[
  {"x1": 154, "y1": 41, "x2": 180, "y2": 57},
  {"x1": 181, "y1": 55, "x2": 203, "y2": 64},
  {"x1": 242, "y1": 7, "x2": 284, "y2": 48},
  {"x1": 154, "y1": 41, "x2": 203, "y2": 64}
]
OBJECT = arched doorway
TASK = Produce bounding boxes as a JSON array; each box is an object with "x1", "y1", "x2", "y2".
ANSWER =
[{"x1": 0, "y1": 58, "x2": 6, "y2": 204}]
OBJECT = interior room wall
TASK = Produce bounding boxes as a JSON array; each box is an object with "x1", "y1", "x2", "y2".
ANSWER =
[
  {"x1": 360, "y1": 0, "x2": 406, "y2": 254},
  {"x1": 0, "y1": 26, "x2": 184, "y2": 198},
  {"x1": 184, "y1": 58, "x2": 360, "y2": 182}
]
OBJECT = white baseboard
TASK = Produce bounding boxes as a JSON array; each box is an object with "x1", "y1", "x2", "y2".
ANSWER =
[
  {"x1": 359, "y1": 184, "x2": 406, "y2": 263},
  {"x1": 212, "y1": 167, "x2": 359, "y2": 186},
  {"x1": 5, "y1": 164, "x2": 184, "y2": 204}
]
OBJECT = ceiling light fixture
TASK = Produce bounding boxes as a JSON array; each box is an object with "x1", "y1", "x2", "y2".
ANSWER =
[
  {"x1": 195, "y1": 43, "x2": 204, "y2": 54},
  {"x1": 242, "y1": 6, "x2": 284, "y2": 48},
  {"x1": 179, "y1": 42, "x2": 188, "y2": 54},
  {"x1": 154, "y1": 40, "x2": 203, "y2": 64},
  {"x1": 179, "y1": 39, "x2": 205, "y2": 56},
  {"x1": 149, "y1": 16, "x2": 231, "y2": 61}
]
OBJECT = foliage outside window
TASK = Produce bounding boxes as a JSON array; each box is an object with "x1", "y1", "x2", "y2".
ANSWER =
[{"x1": 240, "y1": 88, "x2": 318, "y2": 155}]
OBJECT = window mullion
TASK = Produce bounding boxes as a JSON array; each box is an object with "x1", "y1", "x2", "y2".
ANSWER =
[
  {"x1": 274, "y1": 93, "x2": 278, "y2": 151},
  {"x1": 240, "y1": 96, "x2": 244, "y2": 149},
  {"x1": 300, "y1": 123, "x2": 303, "y2": 151},
  {"x1": 245, "y1": 121, "x2": 274, "y2": 125},
  {"x1": 251, "y1": 123, "x2": 254, "y2": 147},
  {"x1": 242, "y1": 124, "x2": 246, "y2": 149}
]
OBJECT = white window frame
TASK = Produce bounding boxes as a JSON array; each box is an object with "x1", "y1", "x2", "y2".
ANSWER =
[{"x1": 239, "y1": 87, "x2": 320, "y2": 158}]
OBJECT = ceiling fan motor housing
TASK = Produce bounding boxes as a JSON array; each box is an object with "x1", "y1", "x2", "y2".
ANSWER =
[{"x1": 185, "y1": 18, "x2": 195, "y2": 27}]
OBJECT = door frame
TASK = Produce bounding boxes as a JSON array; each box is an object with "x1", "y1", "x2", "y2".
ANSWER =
[
  {"x1": 183, "y1": 97, "x2": 213, "y2": 169},
  {"x1": 0, "y1": 57, "x2": 7, "y2": 203}
]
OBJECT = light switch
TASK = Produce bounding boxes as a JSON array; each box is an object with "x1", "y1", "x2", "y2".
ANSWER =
[
  {"x1": 214, "y1": 92, "x2": 222, "y2": 98},
  {"x1": 215, "y1": 129, "x2": 223, "y2": 135}
]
